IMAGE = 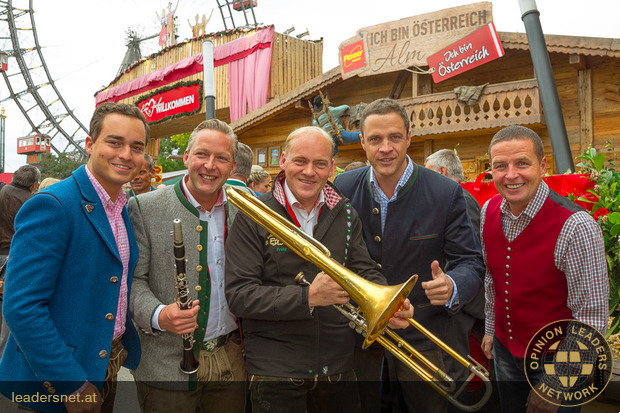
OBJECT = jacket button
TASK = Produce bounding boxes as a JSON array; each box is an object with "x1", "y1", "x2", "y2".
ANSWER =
[
  {"x1": 505, "y1": 264, "x2": 510, "y2": 269},
  {"x1": 99, "y1": 350, "x2": 108, "y2": 358},
  {"x1": 105, "y1": 313, "x2": 114, "y2": 321},
  {"x1": 507, "y1": 247, "x2": 511, "y2": 252},
  {"x1": 374, "y1": 236, "x2": 381, "y2": 243},
  {"x1": 376, "y1": 263, "x2": 382, "y2": 270},
  {"x1": 195, "y1": 285, "x2": 202, "y2": 292},
  {"x1": 197, "y1": 245, "x2": 203, "y2": 251},
  {"x1": 372, "y1": 208, "x2": 379, "y2": 215},
  {"x1": 509, "y1": 336, "x2": 513, "y2": 340},
  {"x1": 196, "y1": 265, "x2": 203, "y2": 272},
  {"x1": 43, "y1": 381, "x2": 51, "y2": 388},
  {"x1": 110, "y1": 276, "x2": 119, "y2": 283},
  {"x1": 48, "y1": 387, "x2": 55, "y2": 394},
  {"x1": 196, "y1": 225, "x2": 203, "y2": 232}
]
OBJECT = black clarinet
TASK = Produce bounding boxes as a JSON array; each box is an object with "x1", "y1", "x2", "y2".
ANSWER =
[{"x1": 173, "y1": 219, "x2": 200, "y2": 374}]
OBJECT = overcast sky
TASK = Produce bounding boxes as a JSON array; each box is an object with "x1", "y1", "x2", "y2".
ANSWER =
[{"x1": 1, "y1": 0, "x2": 619, "y2": 172}]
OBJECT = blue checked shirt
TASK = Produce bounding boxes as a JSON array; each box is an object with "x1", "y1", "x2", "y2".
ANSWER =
[
  {"x1": 369, "y1": 155, "x2": 414, "y2": 234},
  {"x1": 369, "y1": 156, "x2": 459, "y2": 308}
]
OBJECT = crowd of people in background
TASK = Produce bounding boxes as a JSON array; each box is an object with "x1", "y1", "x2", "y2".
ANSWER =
[{"x1": 0, "y1": 99, "x2": 609, "y2": 413}]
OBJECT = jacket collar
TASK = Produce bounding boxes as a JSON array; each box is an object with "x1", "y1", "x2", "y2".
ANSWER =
[{"x1": 271, "y1": 171, "x2": 342, "y2": 210}]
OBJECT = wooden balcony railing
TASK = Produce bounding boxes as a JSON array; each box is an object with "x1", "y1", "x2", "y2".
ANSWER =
[{"x1": 401, "y1": 79, "x2": 544, "y2": 137}]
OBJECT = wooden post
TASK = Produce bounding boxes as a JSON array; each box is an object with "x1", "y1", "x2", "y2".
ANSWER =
[
  {"x1": 412, "y1": 73, "x2": 432, "y2": 97},
  {"x1": 578, "y1": 68, "x2": 593, "y2": 153},
  {"x1": 412, "y1": 73, "x2": 420, "y2": 97},
  {"x1": 423, "y1": 139, "x2": 434, "y2": 161}
]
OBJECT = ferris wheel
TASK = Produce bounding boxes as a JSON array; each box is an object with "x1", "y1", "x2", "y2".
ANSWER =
[{"x1": 0, "y1": 0, "x2": 88, "y2": 158}]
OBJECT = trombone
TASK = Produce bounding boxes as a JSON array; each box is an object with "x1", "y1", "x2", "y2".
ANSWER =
[{"x1": 225, "y1": 187, "x2": 492, "y2": 411}]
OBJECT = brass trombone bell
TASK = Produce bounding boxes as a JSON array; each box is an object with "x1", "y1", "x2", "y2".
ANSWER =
[{"x1": 224, "y1": 186, "x2": 417, "y2": 348}]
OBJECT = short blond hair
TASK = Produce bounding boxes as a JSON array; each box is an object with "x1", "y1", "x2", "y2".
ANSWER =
[{"x1": 283, "y1": 126, "x2": 334, "y2": 157}]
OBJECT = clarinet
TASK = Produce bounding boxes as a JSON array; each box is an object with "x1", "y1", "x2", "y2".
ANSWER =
[{"x1": 172, "y1": 219, "x2": 200, "y2": 374}]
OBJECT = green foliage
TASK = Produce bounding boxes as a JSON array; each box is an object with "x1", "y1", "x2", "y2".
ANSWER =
[
  {"x1": 157, "y1": 132, "x2": 189, "y2": 172},
  {"x1": 38, "y1": 152, "x2": 86, "y2": 179},
  {"x1": 576, "y1": 144, "x2": 620, "y2": 337}
]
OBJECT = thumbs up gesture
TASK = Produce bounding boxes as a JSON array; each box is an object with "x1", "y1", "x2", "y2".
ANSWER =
[{"x1": 420, "y1": 260, "x2": 454, "y2": 306}]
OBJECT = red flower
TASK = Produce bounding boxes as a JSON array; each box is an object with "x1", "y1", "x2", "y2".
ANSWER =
[{"x1": 594, "y1": 208, "x2": 610, "y2": 220}]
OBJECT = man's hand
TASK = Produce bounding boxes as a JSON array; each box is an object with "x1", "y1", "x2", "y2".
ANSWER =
[
  {"x1": 481, "y1": 334, "x2": 494, "y2": 359},
  {"x1": 526, "y1": 388, "x2": 560, "y2": 413},
  {"x1": 308, "y1": 272, "x2": 350, "y2": 308},
  {"x1": 64, "y1": 381, "x2": 102, "y2": 413},
  {"x1": 158, "y1": 300, "x2": 200, "y2": 334},
  {"x1": 421, "y1": 260, "x2": 454, "y2": 305},
  {"x1": 388, "y1": 298, "x2": 413, "y2": 330}
]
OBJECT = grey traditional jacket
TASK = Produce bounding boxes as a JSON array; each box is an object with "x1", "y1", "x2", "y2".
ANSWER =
[{"x1": 128, "y1": 181, "x2": 235, "y2": 390}]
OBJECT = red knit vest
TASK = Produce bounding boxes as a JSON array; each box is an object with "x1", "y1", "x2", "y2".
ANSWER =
[{"x1": 483, "y1": 195, "x2": 574, "y2": 357}]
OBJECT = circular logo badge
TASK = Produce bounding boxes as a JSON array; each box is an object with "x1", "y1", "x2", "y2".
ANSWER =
[{"x1": 525, "y1": 319, "x2": 613, "y2": 407}]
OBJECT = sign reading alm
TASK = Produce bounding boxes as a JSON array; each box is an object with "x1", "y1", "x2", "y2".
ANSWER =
[
  {"x1": 427, "y1": 22, "x2": 504, "y2": 83},
  {"x1": 137, "y1": 82, "x2": 201, "y2": 123},
  {"x1": 338, "y1": 2, "x2": 493, "y2": 79}
]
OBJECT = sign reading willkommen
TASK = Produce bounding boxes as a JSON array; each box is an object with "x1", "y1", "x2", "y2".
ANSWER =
[
  {"x1": 427, "y1": 22, "x2": 504, "y2": 83},
  {"x1": 136, "y1": 81, "x2": 202, "y2": 124},
  {"x1": 338, "y1": 2, "x2": 493, "y2": 79},
  {"x1": 525, "y1": 320, "x2": 613, "y2": 407}
]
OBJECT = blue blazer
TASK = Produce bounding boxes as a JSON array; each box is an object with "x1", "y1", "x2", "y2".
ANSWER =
[{"x1": 0, "y1": 166, "x2": 140, "y2": 412}]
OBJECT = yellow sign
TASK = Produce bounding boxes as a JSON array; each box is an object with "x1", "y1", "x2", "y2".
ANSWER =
[{"x1": 153, "y1": 165, "x2": 163, "y2": 174}]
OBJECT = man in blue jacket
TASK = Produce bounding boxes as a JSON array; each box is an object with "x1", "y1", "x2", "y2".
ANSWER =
[
  {"x1": 0, "y1": 102, "x2": 147, "y2": 413},
  {"x1": 334, "y1": 98, "x2": 485, "y2": 413}
]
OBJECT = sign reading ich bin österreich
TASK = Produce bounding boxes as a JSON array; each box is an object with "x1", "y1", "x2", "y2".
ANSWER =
[
  {"x1": 339, "y1": 2, "x2": 493, "y2": 79},
  {"x1": 137, "y1": 82, "x2": 201, "y2": 123},
  {"x1": 427, "y1": 22, "x2": 504, "y2": 83}
]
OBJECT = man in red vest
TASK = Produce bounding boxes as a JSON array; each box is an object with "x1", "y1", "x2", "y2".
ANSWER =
[{"x1": 480, "y1": 125, "x2": 608, "y2": 412}]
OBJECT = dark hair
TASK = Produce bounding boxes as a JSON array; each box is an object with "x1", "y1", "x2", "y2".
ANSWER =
[
  {"x1": 12, "y1": 164, "x2": 40, "y2": 187},
  {"x1": 234, "y1": 143, "x2": 253, "y2": 178},
  {"x1": 89, "y1": 102, "x2": 149, "y2": 142},
  {"x1": 313, "y1": 95, "x2": 323, "y2": 111},
  {"x1": 360, "y1": 98, "x2": 409, "y2": 135},
  {"x1": 143, "y1": 153, "x2": 155, "y2": 172},
  {"x1": 488, "y1": 125, "x2": 544, "y2": 162}
]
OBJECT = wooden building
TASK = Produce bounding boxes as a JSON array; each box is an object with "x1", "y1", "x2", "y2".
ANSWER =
[
  {"x1": 233, "y1": 32, "x2": 620, "y2": 180},
  {"x1": 94, "y1": 26, "x2": 323, "y2": 159},
  {"x1": 94, "y1": 23, "x2": 620, "y2": 181}
]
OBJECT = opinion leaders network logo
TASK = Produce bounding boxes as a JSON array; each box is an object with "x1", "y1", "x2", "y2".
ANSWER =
[{"x1": 525, "y1": 319, "x2": 613, "y2": 407}]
